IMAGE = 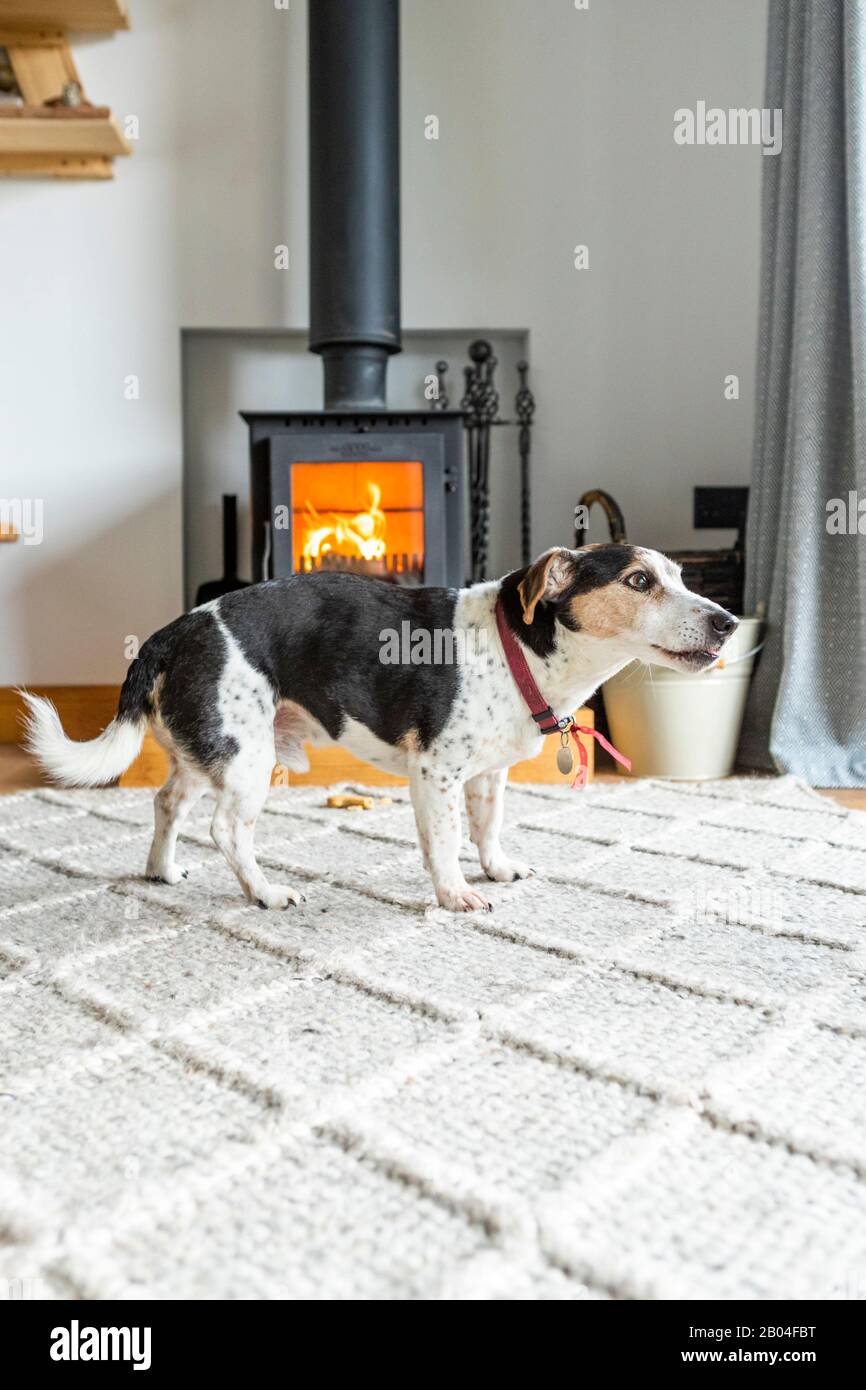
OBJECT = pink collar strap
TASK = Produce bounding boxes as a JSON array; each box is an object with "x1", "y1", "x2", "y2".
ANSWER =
[{"x1": 494, "y1": 595, "x2": 632, "y2": 788}]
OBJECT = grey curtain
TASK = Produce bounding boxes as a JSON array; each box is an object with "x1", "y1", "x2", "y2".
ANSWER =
[{"x1": 742, "y1": 0, "x2": 866, "y2": 785}]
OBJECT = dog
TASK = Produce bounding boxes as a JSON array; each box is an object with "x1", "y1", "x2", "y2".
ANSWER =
[{"x1": 22, "y1": 544, "x2": 737, "y2": 913}]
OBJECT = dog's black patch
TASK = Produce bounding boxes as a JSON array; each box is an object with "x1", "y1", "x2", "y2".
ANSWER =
[
  {"x1": 117, "y1": 613, "x2": 188, "y2": 723},
  {"x1": 151, "y1": 612, "x2": 241, "y2": 773},
  {"x1": 218, "y1": 573, "x2": 460, "y2": 750},
  {"x1": 566, "y1": 545, "x2": 637, "y2": 595},
  {"x1": 500, "y1": 545, "x2": 636, "y2": 658}
]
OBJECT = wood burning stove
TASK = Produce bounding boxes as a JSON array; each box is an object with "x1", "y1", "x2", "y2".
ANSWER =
[
  {"x1": 243, "y1": 0, "x2": 466, "y2": 588},
  {"x1": 245, "y1": 411, "x2": 464, "y2": 587}
]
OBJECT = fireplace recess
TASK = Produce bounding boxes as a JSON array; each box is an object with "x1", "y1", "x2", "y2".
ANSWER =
[{"x1": 243, "y1": 0, "x2": 467, "y2": 590}]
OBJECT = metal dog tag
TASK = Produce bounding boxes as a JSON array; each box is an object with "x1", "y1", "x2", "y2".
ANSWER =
[{"x1": 556, "y1": 736, "x2": 574, "y2": 776}]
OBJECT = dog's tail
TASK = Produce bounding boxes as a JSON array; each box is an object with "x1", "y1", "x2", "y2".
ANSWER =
[{"x1": 20, "y1": 637, "x2": 167, "y2": 787}]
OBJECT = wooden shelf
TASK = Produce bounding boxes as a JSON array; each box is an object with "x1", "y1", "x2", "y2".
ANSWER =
[
  {"x1": 0, "y1": 1, "x2": 128, "y2": 32},
  {"x1": 0, "y1": 107, "x2": 130, "y2": 156},
  {"x1": 0, "y1": 3, "x2": 131, "y2": 178},
  {"x1": 0, "y1": 151, "x2": 112, "y2": 177}
]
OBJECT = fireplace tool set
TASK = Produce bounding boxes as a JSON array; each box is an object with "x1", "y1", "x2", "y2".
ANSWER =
[{"x1": 430, "y1": 341, "x2": 535, "y2": 583}]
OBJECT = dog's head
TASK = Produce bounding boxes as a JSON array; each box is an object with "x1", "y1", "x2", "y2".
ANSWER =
[{"x1": 516, "y1": 543, "x2": 738, "y2": 671}]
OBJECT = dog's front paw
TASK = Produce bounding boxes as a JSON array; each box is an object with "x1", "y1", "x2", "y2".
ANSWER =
[
  {"x1": 145, "y1": 865, "x2": 188, "y2": 886},
  {"x1": 255, "y1": 884, "x2": 304, "y2": 910},
  {"x1": 483, "y1": 857, "x2": 534, "y2": 883},
  {"x1": 436, "y1": 885, "x2": 493, "y2": 913}
]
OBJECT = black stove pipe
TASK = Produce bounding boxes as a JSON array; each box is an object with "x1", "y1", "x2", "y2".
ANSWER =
[{"x1": 308, "y1": 0, "x2": 401, "y2": 411}]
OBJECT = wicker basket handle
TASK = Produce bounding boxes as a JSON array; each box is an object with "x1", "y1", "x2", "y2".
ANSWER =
[{"x1": 574, "y1": 489, "x2": 628, "y2": 548}]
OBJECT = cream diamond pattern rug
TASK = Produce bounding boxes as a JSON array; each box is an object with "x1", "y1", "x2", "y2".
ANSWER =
[{"x1": 1, "y1": 775, "x2": 865, "y2": 1301}]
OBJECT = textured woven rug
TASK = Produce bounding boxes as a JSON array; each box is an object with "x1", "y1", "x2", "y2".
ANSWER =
[{"x1": 1, "y1": 775, "x2": 865, "y2": 1301}]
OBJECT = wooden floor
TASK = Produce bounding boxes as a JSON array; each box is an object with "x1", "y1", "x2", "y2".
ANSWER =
[
  {"x1": 1, "y1": 747, "x2": 46, "y2": 792},
  {"x1": 0, "y1": 745, "x2": 862, "y2": 809}
]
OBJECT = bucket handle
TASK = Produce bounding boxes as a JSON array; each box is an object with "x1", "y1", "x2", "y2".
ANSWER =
[{"x1": 574, "y1": 489, "x2": 628, "y2": 548}]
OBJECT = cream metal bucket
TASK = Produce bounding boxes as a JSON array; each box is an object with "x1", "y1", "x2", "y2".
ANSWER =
[{"x1": 602, "y1": 617, "x2": 763, "y2": 780}]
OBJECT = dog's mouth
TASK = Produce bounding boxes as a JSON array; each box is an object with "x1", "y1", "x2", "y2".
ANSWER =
[{"x1": 652, "y1": 645, "x2": 721, "y2": 669}]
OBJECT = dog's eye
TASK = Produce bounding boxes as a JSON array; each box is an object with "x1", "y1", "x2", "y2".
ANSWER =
[{"x1": 625, "y1": 571, "x2": 651, "y2": 592}]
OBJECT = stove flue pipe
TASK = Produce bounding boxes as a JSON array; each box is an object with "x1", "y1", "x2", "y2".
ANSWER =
[{"x1": 308, "y1": 0, "x2": 401, "y2": 411}]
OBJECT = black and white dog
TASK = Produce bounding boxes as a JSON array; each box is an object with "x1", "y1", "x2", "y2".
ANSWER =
[{"x1": 23, "y1": 544, "x2": 737, "y2": 913}]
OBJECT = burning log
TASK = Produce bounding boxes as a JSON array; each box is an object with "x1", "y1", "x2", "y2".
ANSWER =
[{"x1": 296, "y1": 551, "x2": 423, "y2": 583}]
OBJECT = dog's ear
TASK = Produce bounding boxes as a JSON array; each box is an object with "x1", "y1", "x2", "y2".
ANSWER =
[{"x1": 517, "y1": 548, "x2": 575, "y2": 624}]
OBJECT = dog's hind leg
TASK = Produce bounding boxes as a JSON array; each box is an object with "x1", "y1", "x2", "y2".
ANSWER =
[
  {"x1": 210, "y1": 747, "x2": 303, "y2": 910},
  {"x1": 145, "y1": 757, "x2": 207, "y2": 885},
  {"x1": 464, "y1": 769, "x2": 533, "y2": 883}
]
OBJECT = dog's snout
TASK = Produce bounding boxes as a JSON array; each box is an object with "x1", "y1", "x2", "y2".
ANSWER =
[{"x1": 709, "y1": 610, "x2": 737, "y2": 639}]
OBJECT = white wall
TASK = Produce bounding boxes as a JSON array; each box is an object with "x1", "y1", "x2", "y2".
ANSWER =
[{"x1": 0, "y1": 0, "x2": 766, "y2": 684}]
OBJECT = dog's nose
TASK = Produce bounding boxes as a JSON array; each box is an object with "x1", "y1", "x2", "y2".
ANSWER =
[{"x1": 709, "y1": 610, "x2": 738, "y2": 639}]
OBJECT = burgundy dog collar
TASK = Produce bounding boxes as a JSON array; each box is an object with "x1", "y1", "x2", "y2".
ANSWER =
[
  {"x1": 495, "y1": 597, "x2": 561, "y2": 734},
  {"x1": 494, "y1": 596, "x2": 632, "y2": 787}
]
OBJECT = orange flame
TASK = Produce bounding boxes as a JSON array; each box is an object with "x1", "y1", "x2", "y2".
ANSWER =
[{"x1": 301, "y1": 481, "x2": 387, "y2": 562}]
